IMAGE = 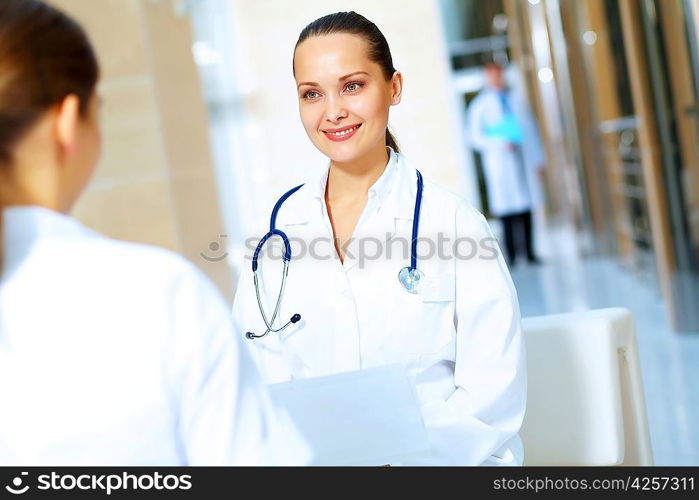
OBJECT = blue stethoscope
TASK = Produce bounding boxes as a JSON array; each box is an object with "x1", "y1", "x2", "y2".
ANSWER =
[{"x1": 245, "y1": 169, "x2": 424, "y2": 340}]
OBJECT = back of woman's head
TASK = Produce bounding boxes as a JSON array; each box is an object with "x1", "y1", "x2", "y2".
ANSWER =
[
  {"x1": 0, "y1": 0, "x2": 99, "y2": 276},
  {"x1": 294, "y1": 11, "x2": 400, "y2": 153},
  {"x1": 0, "y1": 0, "x2": 98, "y2": 165}
]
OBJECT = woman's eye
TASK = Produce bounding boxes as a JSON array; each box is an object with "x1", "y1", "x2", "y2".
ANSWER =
[
  {"x1": 302, "y1": 90, "x2": 320, "y2": 100},
  {"x1": 345, "y1": 82, "x2": 363, "y2": 92}
]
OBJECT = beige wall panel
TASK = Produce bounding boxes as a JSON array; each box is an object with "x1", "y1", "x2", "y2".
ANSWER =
[
  {"x1": 141, "y1": 1, "x2": 215, "y2": 176},
  {"x1": 50, "y1": 0, "x2": 148, "y2": 80},
  {"x1": 169, "y1": 170, "x2": 232, "y2": 298},
  {"x1": 72, "y1": 180, "x2": 179, "y2": 250},
  {"x1": 93, "y1": 78, "x2": 167, "y2": 182}
]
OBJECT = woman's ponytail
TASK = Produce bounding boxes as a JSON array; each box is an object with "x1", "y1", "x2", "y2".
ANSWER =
[
  {"x1": 386, "y1": 129, "x2": 400, "y2": 153},
  {"x1": 0, "y1": 197, "x2": 4, "y2": 279}
]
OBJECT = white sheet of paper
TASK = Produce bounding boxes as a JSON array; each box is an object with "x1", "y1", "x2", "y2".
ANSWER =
[{"x1": 268, "y1": 364, "x2": 431, "y2": 466}]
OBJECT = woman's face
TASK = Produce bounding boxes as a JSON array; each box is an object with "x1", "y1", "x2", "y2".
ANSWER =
[{"x1": 294, "y1": 33, "x2": 401, "y2": 164}]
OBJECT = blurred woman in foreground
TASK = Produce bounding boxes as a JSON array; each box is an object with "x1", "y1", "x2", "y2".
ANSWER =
[{"x1": 0, "y1": 0, "x2": 307, "y2": 465}]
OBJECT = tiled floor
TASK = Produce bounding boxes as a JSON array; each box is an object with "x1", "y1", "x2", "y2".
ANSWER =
[{"x1": 505, "y1": 223, "x2": 699, "y2": 466}]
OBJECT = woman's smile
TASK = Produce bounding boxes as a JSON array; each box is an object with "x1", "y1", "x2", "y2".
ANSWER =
[{"x1": 322, "y1": 123, "x2": 362, "y2": 142}]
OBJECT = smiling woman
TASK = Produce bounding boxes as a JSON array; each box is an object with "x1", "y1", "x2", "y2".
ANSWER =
[
  {"x1": 232, "y1": 11, "x2": 528, "y2": 466},
  {"x1": 293, "y1": 12, "x2": 401, "y2": 156},
  {"x1": 292, "y1": 17, "x2": 405, "y2": 257}
]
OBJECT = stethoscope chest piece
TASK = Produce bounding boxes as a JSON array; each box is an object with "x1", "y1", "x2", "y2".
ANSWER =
[{"x1": 398, "y1": 266, "x2": 424, "y2": 294}]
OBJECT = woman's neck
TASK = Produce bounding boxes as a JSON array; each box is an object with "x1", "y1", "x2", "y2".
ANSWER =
[
  {"x1": 325, "y1": 144, "x2": 389, "y2": 203},
  {"x1": 0, "y1": 167, "x2": 62, "y2": 212}
]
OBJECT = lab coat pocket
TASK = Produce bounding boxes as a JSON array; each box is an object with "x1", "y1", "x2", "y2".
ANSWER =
[
  {"x1": 421, "y1": 271, "x2": 456, "y2": 303},
  {"x1": 389, "y1": 272, "x2": 456, "y2": 357}
]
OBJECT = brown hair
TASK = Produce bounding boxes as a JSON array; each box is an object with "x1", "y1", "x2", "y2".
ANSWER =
[
  {"x1": 294, "y1": 11, "x2": 400, "y2": 153},
  {"x1": 0, "y1": 0, "x2": 99, "y2": 277}
]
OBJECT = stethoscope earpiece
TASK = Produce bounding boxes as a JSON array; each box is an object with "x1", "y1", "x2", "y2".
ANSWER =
[{"x1": 246, "y1": 311, "x2": 301, "y2": 340}]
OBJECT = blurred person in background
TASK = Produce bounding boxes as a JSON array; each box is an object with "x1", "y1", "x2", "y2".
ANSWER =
[
  {"x1": 233, "y1": 11, "x2": 526, "y2": 466},
  {"x1": 467, "y1": 62, "x2": 545, "y2": 266},
  {"x1": 0, "y1": 0, "x2": 307, "y2": 466}
]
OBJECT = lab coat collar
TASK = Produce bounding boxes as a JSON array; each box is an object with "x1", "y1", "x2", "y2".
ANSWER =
[
  {"x1": 369, "y1": 146, "x2": 399, "y2": 207},
  {"x1": 283, "y1": 147, "x2": 415, "y2": 225},
  {"x1": 2, "y1": 205, "x2": 89, "y2": 279},
  {"x1": 276, "y1": 152, "x2": 420, "y2": 273},
  {"x1": 307, "y1": 146, "x2": 398, "y2": 204},
  {"x1": 381, "y1": 152, "x2": 420, "y2": 221},
  {"x1": 339, "y1": 153, "x2": 419, "y2": 272},
  {"x1": 3, "y1": 205, "x2": 86, "y2": 242}
]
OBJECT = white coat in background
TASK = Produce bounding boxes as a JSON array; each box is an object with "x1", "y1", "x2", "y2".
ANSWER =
[
  {"x1": 232, "y1": 148, "x2": 527, "y2": 466},
  {"x1": 0, "y1": 206, "x2": 309, "y2": 466},
  {"x1": 467, "y1": 87, "x2": 546, "y2": 217}
]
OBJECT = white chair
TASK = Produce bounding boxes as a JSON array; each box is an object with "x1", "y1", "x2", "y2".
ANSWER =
[{"x1": 520, "y1": 308, "x2": 654, "y2": 465}]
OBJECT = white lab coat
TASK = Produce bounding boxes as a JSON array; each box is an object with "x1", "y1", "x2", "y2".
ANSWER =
[
  {"x1": 232, "y1": 149, "x2": 527, "y2": 466},
  {"x1": 467, "y1": 87, "x2": 545, "y2": 217},
  {"x1": 0, "y1": 206, "x2": 309, "y2": 465}
]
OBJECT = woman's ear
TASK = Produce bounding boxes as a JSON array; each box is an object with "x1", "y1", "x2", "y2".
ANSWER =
[
  {"x1": 55, "y1": 94, "x2": 80, "y2": 156},
  {"x1": 390, "y1": 71, "x2": 403, "y2": 106}
]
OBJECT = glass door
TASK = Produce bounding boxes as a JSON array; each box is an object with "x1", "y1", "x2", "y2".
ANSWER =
[{"x1": 638, "y1": 0, "x2": 699, "y2": 330}]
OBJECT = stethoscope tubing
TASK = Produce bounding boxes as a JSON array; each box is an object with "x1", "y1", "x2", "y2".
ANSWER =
[
  {"x1": 247, "y1": 169, "x2": 424, "y2": 339},
  {"x1": 409, "y1": 170, "x2": 424, "y2": 272},
  {"x1": 252, "y1": 261, "x2": 290, "y2": 333}
]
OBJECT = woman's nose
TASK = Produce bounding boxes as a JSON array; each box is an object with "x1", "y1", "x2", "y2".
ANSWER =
[{"x1": 324, "y1": 96, "x2": 348, "y2": 123}]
